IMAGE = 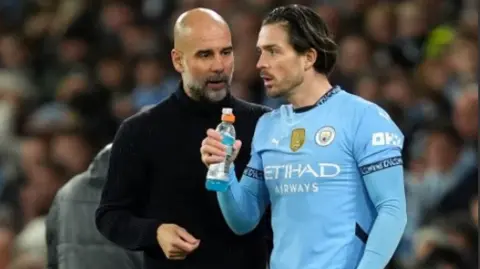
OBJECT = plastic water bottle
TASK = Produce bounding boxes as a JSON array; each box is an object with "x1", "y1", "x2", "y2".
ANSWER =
[{"x1": 206, "y1": 108, "x2": 236, "y2": 192}]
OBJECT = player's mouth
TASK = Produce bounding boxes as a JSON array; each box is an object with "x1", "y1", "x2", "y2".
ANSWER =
[
  {"x1": 206, "y1": 79, "x2": 226, "y2": 90},
  {"x1": 261, "y1": 75, "x2": 274, "y2": 88}
]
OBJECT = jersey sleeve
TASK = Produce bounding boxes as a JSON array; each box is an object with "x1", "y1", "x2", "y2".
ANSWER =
[
  {"x1": 353, "y1": 104, "x2": 404, "y2": 175},
  {"x1": 238, "y1": 135, "x2": 269, "y2": 198},
  {"x1": 217, "y1": 115, "x2": 270, "y2": 235},
  {"x1": 353, "y1": 104, "x2": 407, "y2": 269}
]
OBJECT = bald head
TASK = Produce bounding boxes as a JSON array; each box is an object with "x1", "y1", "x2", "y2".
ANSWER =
[
  {"x1": 173, "y1": 8, "x2": 230, "y2": 50},
  {"x1": 170, "y1": 8, "x2": 234, "y2": 103}
]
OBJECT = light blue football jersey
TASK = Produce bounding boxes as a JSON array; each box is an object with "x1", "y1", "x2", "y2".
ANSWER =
[{"x1": 218, "y1": 86, "x2": 406, "y2": 269}]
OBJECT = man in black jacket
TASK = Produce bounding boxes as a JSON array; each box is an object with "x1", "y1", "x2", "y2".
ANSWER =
[{"x1": 95, "y1": 8, "x2": 271, "y2": 269}]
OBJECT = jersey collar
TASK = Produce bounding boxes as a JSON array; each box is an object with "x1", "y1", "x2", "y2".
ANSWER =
[{"x1": 293, "y1": 86, "x2": 341, "y2": 113}]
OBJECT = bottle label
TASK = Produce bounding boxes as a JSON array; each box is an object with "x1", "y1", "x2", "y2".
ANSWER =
[
  {"x1": 206, "y1": 131, "x2": 235, "y2": 181},
  {"x1": 222, "y1": 133, "x2": 235, "y2": 157}
]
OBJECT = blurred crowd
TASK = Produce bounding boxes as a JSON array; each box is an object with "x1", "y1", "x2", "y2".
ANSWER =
[{"x1": 0, "y1": 0, "x2": 477, "y2": 268}]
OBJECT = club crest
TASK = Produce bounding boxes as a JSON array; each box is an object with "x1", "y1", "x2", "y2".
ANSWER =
[
  {"x1": 315, "y1": 126, "x2": 335, "y2": 146},
  {"x1": 290, "y1": 128, "x2": 306, "y2": 152}
]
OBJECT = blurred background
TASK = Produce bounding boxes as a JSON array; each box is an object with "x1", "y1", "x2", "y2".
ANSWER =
[{"x1": 0, "y1": 0, "x2": 477, "y2": 268}]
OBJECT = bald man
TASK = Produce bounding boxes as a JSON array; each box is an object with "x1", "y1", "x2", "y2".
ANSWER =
[{"x1": 95, "y1": 8, "x2": 271, "y2": 269}]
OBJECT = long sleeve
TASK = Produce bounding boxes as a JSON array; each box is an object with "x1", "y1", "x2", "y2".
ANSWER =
[
  {"x1": 46, "y1": 196, "x2": 59, "y2": 269},
  {"x1": 95, "y1": 118, "x2": 162, "y2": 251},
  {"x1": 353, "y1": 104, "x2": 407, "y2": 269},
  {"x1": 217, "y1": 153, "x2": 270, "y2": 235},
  {"x1": 216, "y1": 115, "x2": 270, "y2": 235},
  {"x1": 356, "y1": 166, "x2": 407, "y2": 269}
]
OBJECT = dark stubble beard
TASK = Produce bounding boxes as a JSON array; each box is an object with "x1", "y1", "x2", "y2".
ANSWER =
[{"x1": 268, "y1": 74, "x2": 304, "y2": 99}]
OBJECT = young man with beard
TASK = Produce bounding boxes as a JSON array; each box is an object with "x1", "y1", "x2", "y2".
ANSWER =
[
  {"x1": 201, "y1": 5, "x2": 407, "y2": 269},
  {"x1": 96, "y1": 8, "x2": 271, "y2": 269}
]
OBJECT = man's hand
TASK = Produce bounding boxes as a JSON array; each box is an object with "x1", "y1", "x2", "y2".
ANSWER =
[
  {"x1": 200, "y1": 128, "x2": 242, "y2": 167},
  {"x1": 156, "y1": 224, "x2": 200, "y2": 260}
]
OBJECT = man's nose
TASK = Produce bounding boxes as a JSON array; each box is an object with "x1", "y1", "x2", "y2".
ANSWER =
[
  {"x1": 211, "y1": 55, "x2": 225, "y2": 73},
  {"x1": 256, "y1": 54, "x2": 267, "y2": 70}
]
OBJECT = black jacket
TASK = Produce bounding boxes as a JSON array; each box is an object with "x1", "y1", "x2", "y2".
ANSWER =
[{"x1": 95, "y1": 83, "x2": 272, "y2": 269}]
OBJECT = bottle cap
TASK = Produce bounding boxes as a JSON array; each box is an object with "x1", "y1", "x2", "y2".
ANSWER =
[
  {"x1": 222, "y1": 108, "x2": 233, "y2": 114},
  {"x1": 221, "y1": 107, "x2": 235, "y2": 123}
]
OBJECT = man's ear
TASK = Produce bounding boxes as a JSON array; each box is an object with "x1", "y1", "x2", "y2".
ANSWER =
[
  {"x1": 171, "y1": 49, "x2": 184, "y2": 73},
  {"x1": 304, "y1": 48, "x2": 317, "y2": 71}
]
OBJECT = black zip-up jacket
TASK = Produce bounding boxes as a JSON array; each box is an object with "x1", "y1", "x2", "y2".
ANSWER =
[{"x1": 95, "y1": 83, "x2": 272, "y2": 269}]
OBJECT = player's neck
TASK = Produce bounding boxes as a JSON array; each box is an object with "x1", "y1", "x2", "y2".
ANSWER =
[{"x1": 288, "y1": 73, "x2": 332, "y2": 109}]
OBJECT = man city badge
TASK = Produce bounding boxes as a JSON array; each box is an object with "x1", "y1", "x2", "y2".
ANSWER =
[
  {"x1": 315, "y1": 126, "x2": 336, "y2": 146},
  {"x1": 290, "y1": 128, "x2": 306, "y2": 152}
]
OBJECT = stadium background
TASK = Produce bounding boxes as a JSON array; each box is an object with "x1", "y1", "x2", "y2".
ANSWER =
[{"x1": 0, "y1": 0, "x2": 477, "y2": 268}]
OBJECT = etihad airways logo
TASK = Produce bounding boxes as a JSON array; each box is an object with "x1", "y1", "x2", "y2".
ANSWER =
[
  {"x1": 264, "y1": 163, "x2": 341, "y2": 195},
  {"x1": 264, "y1": 163, "x2": 341, "y2": 180}
]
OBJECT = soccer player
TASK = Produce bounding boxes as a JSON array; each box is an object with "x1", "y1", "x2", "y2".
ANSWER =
[{"x1": 200, "y1": 5, "x2": 407, "y2": 269}]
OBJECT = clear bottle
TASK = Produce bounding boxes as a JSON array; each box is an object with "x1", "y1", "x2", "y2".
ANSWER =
[{"x1": 206, "y1": 108, "x2": 236, "y2": 192}]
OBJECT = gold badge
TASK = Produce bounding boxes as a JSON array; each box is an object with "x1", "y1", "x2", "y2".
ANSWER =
[{"x1": 290, "y1": 128, "x2": 306, "y2": 152}]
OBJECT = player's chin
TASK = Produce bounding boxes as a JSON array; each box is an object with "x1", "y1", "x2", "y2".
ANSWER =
[{"x1": 265, "y1": 87, "x2": 282, "y2": 98}]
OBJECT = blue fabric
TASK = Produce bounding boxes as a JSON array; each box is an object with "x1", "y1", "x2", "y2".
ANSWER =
[
  {"x1": 356, "y1": 166, "x2": 407, "y2": 269},
  {"x1": 215, "y1": 87, "x2": 407, "y2": 269}
]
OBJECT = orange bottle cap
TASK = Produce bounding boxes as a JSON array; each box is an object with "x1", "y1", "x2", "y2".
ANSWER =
[{"x1": 222, "y1": 113, "x2": 235, "y2": 123}]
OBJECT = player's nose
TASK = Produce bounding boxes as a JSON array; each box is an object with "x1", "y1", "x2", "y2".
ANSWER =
[{"x1": 256, "y1": 55, "x2": 268, "y2": 70}]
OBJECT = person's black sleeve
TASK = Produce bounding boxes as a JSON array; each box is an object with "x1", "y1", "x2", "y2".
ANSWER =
[{"x1": 95, "y1": 117, "x2": 161, "y2": 251}]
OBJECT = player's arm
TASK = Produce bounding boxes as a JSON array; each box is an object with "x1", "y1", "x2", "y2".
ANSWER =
[
  {"x1": 217, "y1": 148, "x2": 270, "y2": 235},
  {"x1": 353, "y1": 105, "x2": 407, "y2": 269},
  {"x1": 95, "y1": 118, "x2": 161, "y2": 251},
  {"x1": 207, "y1": 116, "x2": 270, "y2": 235}
]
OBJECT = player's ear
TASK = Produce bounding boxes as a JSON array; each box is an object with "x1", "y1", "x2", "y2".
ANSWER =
[
  {"x1": 303, "y1": 48, "x2": 317, "y2": 71},
  {"x1": 171, "y1": 49, "x2": 184, "y2": 73}
]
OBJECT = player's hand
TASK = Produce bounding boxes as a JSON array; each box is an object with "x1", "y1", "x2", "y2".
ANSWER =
[
  {"x1": 156, "y1": 224, "x2": 200, "y2": 260},
  {"x1": 200, "y1": 128, "x2": 242, "y2": 167}
]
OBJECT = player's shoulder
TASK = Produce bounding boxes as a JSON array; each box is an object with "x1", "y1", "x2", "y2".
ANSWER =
[
  {"x1": 335, "y1": 89, "x2": 375, "y2": 112},
  {"x1": 338, "y1": 89, "x2": 404, "y2": 141},
  {"x1": 255, "y1": 103, "x2": 288, "y2": 126},
  {"x1": 336, "y1": 89, "x2": 392, "y2": 120}
]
